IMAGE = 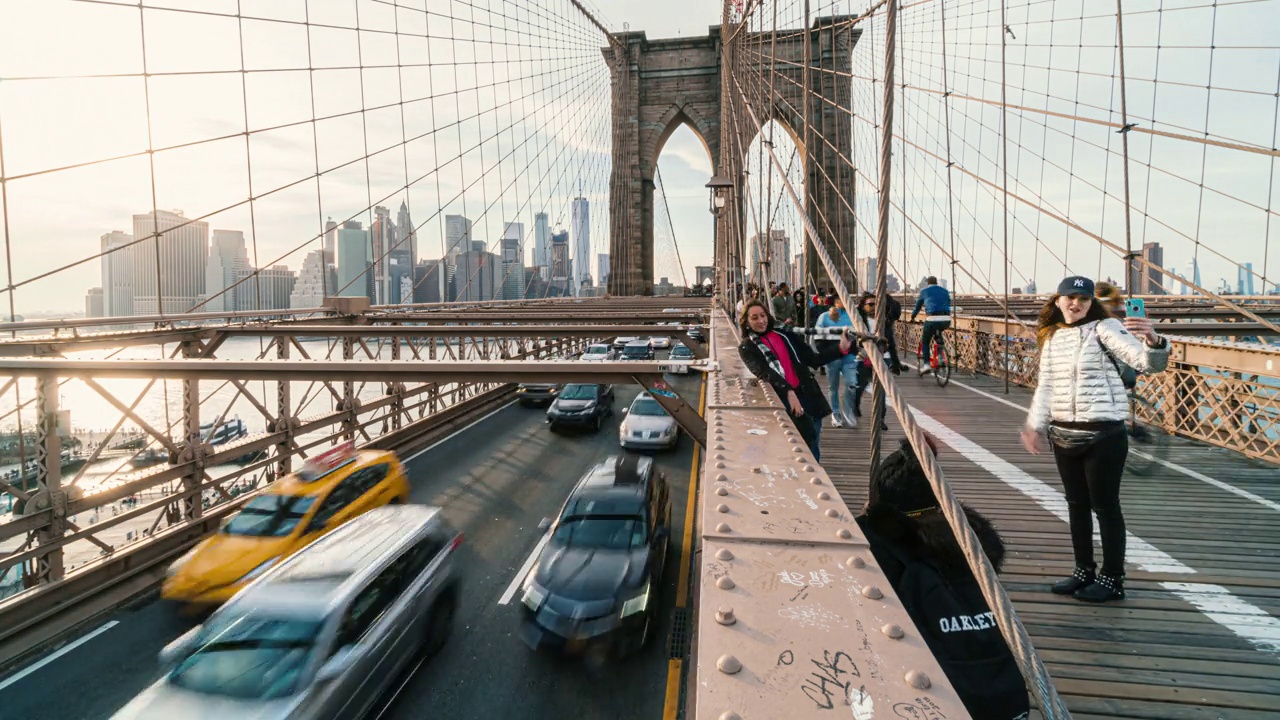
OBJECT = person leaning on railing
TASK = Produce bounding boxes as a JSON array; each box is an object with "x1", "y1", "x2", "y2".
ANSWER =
[
  {"x1": 1020, "y1": 276, "x2": 1169, "y2": 603},
  {"x1": 738, "y1": 298, "x2": 853, "y2": 463}
]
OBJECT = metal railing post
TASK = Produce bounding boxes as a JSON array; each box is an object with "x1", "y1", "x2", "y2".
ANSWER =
[{"x1": 32, "y1": 373, "x2": 65, "y2": 583}]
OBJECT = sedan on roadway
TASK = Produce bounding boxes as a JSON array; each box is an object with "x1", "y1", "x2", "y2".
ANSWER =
[
  {"x1": 647, "y1": 336, "x2": 671, "y2": 349},
  {"x1": 619, "y1": 393, "x2": 680, "y2": 451},
  {"x1": 519, "y1": 455, "x2": 671, "y2": 664},
  {"x1": 619, "y1": 341, "x2": 655, "y2": 361},
  {"x1": 669, "y1": 343, "x2": 695, "y2": 360},
  {"x1": 546, "y1": 383, "x2": 615, "y2": 432},
  {"x1": 161, "y1": 443, "x2": 410, "y2": 607},
  {"x1": 612, "y1": 336, "x2": 640, "y2": 350},
  {"x1": 580, "y1": 343, "x2": 614, "y2": 362}
]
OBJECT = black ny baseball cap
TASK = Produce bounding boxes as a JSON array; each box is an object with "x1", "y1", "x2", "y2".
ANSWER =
[{"x1": 1057, "y1": 276, "x2": 1095, "y2": 297}]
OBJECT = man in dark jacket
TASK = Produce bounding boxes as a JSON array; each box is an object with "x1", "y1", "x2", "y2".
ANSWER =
[
  {"x1": 738, "y1": 299, "x2": 852, "y2": 462},
  {"x1": 857, "y1": 437, "x2": 1030, "y2": 720},
  {"x1": 884, "y1": 294, "x2": 904, "y2": 373}
]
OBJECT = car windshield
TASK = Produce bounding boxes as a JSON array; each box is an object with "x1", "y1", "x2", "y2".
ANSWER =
[
  {"x1": 672, "y1": 347, "x2": 692, "y2": 357},
  {"x1": 169, "y1": 614, "x2": 322, "y2": 700},
  {"x1": 622, "y1": 346, "x2": 648, "y2": 357},
  {"x1": 585, "y1": 346, "x2": 608, "y2": 356},
  {"x1": 223, "y1": 494, "x2": 317, "y2": 537},
  {"x1": 559, "y1": 384, "x2": 598, "y2": 400},
  {"x1": 552, "y1": 515, "x2": 647, "y2": 550},
  {"x1": 631, "y1": 397, "x2": 669, "y2": 416}
]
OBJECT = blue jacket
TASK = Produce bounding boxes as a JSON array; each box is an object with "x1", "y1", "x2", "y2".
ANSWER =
[{"x1": 912, "y1": 285, "x2": 951, "y2": 319}]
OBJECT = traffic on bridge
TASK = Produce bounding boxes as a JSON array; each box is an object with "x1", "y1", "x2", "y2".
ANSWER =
[{"x1": 1, "y1": 0, "x2": 1278, "y2": 719}]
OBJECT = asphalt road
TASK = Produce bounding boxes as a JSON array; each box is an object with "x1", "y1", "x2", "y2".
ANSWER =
[{"x1": 0, "y1": 370, "x2": 702, "y2": 720}]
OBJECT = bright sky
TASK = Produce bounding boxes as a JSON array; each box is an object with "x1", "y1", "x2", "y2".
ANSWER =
[{"x1": 0, "y1": 0, "x2": 1274, "y2": 315}]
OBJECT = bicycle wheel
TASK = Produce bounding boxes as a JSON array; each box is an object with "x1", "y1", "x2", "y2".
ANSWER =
[
  {"x1": 1124, "y1": 394, "x2": 1169, "y2": 476},
  {"x1": 934, "y1": 334, "x2": 952, "y2": 387}
]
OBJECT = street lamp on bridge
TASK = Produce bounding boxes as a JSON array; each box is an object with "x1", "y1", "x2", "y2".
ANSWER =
[{"x1": 705, "y1": 172, "x2": 733, "y2": 217}]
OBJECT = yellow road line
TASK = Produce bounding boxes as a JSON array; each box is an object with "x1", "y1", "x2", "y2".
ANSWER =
[
  {"x1": 661, "y1": 659, "x2": 684, "y2": 720},
  {"x1": 675, "y1": 377, "x2": 706, "y2": 609}
]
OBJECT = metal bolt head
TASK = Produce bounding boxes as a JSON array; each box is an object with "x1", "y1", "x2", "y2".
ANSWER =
[
  {"x1": 715, "y1": 606, "x2": 737, "y2": 625},
  {"x1": 717, "y1": 503, "x2": 730, "y2": 513},
  {"x1": 818, "y1": 491, "x2": 831, "y2": 500},
  {"x1": 716, "y1": 548, "x2": 734, "y2": 561},
  {"x1": 803, "y1": 465, "x2": 815, "y2": 472},
  {"x1": 714, "y1": 453, "x2": 726, "y2": 460},
  {"x1": 788, "y1": 437, "x2": 799, "y2": 444},
  {"x1": 848, "y1": 555, "x2": 866, "y2": 568},
  {"x1": 882, "y1": 623, "x2": 904, "y2": 639},
  {"x1": 717, "y1": 575, "x2": 736, "y2": 590},
  {"x1": 905, "y1": 670, "x2": 931, "y2": 689},
  {"x1": 826, "y1": 508, "x2": 840, "y2": 518},
  {"x1": 715, "y1": 461, "x2": 726, "y2": 469},
  {"x1": 716, "y1": 486, "x2": 729, "y2": 496},
  {"x1": 810, "y1": 477, "x2": 823, "y2": 485},
  {"x1": 792, "y1": 447, "x2": 803, "y2": 453},
  {"x1": 716, "y1": 522, "x2": 732, "y2": 533},
  {"x1": 717, "y1": 654, "x2": 742, "y2": 674},
  {"x1": 716, "y1": 473, "x2": 728, "y2": 481},
  {"x1": 719, "y1": 712, "x2": 742, "y2": 720},
  {"x1": 837, "y1": 528, "x2": 853, "y2": 539},
  {"x1": 862, "y1": 585, "x2": 883, "y2": 599}
]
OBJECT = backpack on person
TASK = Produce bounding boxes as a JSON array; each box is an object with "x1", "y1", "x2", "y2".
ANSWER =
[{"x1": 1097, "y1": 335, "x2": 1139, "y2": 390}]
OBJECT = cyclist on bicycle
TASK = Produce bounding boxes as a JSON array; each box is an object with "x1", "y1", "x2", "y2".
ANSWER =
[{"x1": 911, "y1": 276, "x2": 952, "y2": 371}]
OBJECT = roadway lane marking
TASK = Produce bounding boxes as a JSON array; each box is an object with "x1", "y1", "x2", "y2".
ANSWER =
[
  {"x1": 911, "y1": 406, "x2": 1280, "y2": 656},
  {"x1": 497, "y1": 531, "x2": 551, "y2": 606},
  {"x1": 674, "y1": 378, "x2": 706, "y2": 609},
  {"x1": 0, "y1": 620, "x2": 119, "y2": 692},
  {"x1": 661, "y1": 659, "x2": 683, "y2": 720},
  {"x1": 402, "y1": 400, "x2": 518, "y2": 464},
  {"x1": 906, "y1": 363, "x2": 1280, "y2": 514}
]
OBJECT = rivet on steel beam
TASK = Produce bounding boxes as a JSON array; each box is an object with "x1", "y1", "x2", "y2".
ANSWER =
[
  {"x1": 719, "y1": 712, "x2": 742, "y2": 720},
  {"x1": 862, "y1": 585, "x2": 883, "y2": 599},
  {"x1": 716, "y1": 522, "x2": 732, "y2": 533},
  {"x1": 837, "y1": 528, "x2": 853, "y2": 539},
  {"x1": 905, "y1": 670, "x2": 931, "y2": 689},
  {"x1": 717, "y1": 504, "x2": 730, "y2": 513},
  {"x1": 715, "y1": 444, "x2": 726, "y2": 450},
  {"x1": 882, "y1": 623, "x2": 905, "y2": 639},
  {"x1": 714, "y1": 453, "x2": 726, "y2": 460},
  {"x1": 715, "y1": 606, "x2": 737, "y2": 625},
  {"x1": 792, "y1": 447, "x2": 803, "y2": 453},
  {"x1": 803, "y1": 465, "x2": 815, "y2": 472},
  {"x1": 788, "y1": 438, "x2": 799, "y2": 444},
  {"x1": 826, "y1": 508, "x2": 840, "y2": 518},
  {"x1": 810, "y1": 477, "x2": 823, "y2": 485},
  {"x1": 848, "y1": 555, "x2": 866, "y2": 568},
  {"x1": 783, "y1": 429, "x2": 794, "y2": 436},
  {"x1": 715, "y1": 462, "x2": 726, "y2": 469},
  {"x1": 716, "y1": 548, "x2": 734, "y2": 561},
  {"x1": 716, "y1": 486, "x2": 729, "y2": 496},
  {"x1": 717, "y1": 576, "x2": 736, "y2": 590},
  {"x1": 716, "y1": 473, "x2": 728, "y2": 481},
  {"x1": 818, "y1": 491, "x2": 831, "y2": 500},
  {"x1": 717, "y1": 655, "x2": 742, "y2": 674}
]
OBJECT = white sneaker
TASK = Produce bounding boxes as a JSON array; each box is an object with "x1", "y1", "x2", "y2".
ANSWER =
[
  {"x1": 843, "y1": 412, "x2": 859, "y2": 428},
  {"x1": 831, "y1": 416, "x2": 844, "y2": 428}
]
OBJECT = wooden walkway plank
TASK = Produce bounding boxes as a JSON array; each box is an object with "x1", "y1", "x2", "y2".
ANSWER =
[{"x1": 818, "y1": 368, "x2": 1280, "y2": 718}]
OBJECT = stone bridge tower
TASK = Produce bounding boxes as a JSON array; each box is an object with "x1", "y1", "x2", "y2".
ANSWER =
[{"x1": 605, "y1": 19, "x2": 857, "y2": 296}]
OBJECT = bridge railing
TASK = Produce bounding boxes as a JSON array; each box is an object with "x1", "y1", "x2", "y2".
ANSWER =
[{"x1": 898, "y1": 316, "x2": 1280, "y2": 464}]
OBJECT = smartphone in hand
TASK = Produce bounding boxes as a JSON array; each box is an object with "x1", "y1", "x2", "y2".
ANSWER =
[{"x1": 1124, "y1": 297, "x2": 1147, "y2": 318}]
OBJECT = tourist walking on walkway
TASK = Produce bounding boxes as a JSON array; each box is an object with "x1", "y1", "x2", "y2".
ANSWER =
[
  {"x1": 1020, "y1": 276, "x2": 1169, "y2": 602},
  {"x1": 738, "y1": 299, "x2": 853, "y2": 462},
  {"x1": 815, "y1": 299, "x2": 859, "y2": 428}
]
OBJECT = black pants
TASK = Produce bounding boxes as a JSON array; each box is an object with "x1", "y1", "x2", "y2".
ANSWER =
[
  {"x1": 851, "y1": 364, "x2": 873, "y2": 416},
  {"x1": 921, "y1": 319, "x2": 951, "y2": 361},
  {"x1": 886, "y1": 323, "x2": 901, "y2": 370},
  {"x1": 1051, "y1": 425, "x2": 1128, "y2": 576}
]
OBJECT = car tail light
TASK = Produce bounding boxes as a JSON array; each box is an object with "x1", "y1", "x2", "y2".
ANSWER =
[{"x1": 450, "y1": 533, "x2": 464, "y2": 551}]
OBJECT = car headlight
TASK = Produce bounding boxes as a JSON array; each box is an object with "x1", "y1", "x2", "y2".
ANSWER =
[
  {"x1": 522, "y1": 583, "x2": 546, "y2": 610},
  {"x1": 620, "y1": 581, "x2": 651, "y2": 617},
  {"x1": 236, "y1": 557, "x2": 280, "y2": 584},
  {"x1": 663, "y1": 425, "x2": 676, "y2": 436},
  {"x1": 619, "y1": 423, "x2": 629, "y2": 435}
]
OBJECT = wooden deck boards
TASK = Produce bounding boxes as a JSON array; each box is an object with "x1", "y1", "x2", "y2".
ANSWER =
[{"x1": 819, "y1": 370, "x2": 1280, "y2": 718}]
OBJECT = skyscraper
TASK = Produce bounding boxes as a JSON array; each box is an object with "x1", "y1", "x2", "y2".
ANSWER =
[
  {"x1": 445, "y1": 215, "x2": 472, "y2": 258},
  {"x1": 291, "y1": 249, "x2": 335, "y2": 309},
  {"x1": 323, "y1": 217, "x2": 338, "y2": 264},
  {"x1": 234, "y1": 265, "x2": 296, "y2": 312},
  {"x1": 413, "y1": 260, "x2": 446, "y2": 304},
  {"x1": 500, "y1": 222, "x2": 526, "y2": 300},
  {"x1": 100, "y1": 230, "x2": 134, "y2": 317},
  {"x1": 389, "y1": 201, "x2": 415, "y2": 303},
  {"x1": 204, "y1": 229, "x2": 249, "y2": 313},
  {"x1": 85, "y1": 287, "x2": 103, "y2": 318},
  {"x1": 748, "y1": 230, "x2": 790, "y2": 286},
  {"x1": 1239, "y1": 262, "x2": 1255, "y2": 296},
  {"x1": 550, "y1": 229, "x2": 571, "y2": 296},
  {"x1": 571, "y1": 196, "x2": 590, "y2": 295},
  {"x1": 336, "y1": 221, "x2": 372, "y2": 299},
  {"x1": 856, "y1": 256, "x2": 878, "y2": 293},
  {"x1": 131, "y1": 209, "x2": 209, "y2": 315},
  {"x1": 454, "y1": 249, "x2": 497, "y2": 302},
  {"x1": 1128, "y1": 241, "x2": 1164, "y2": 294},
  {"x1": 598, "y1": 254, "x2": 611, "y2": 288},
  {"x1": 533, "y1": 212, "x2": 551, "y2": 280}
]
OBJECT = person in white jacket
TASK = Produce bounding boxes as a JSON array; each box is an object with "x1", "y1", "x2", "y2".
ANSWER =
[{"x1": 1020, "y1": 275, "x2": 1169, "y2": 603}]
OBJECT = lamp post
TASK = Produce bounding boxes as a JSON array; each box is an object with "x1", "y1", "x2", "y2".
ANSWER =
[{"x1": 706, "y1": 172, "x2": 734, "y2": 302}]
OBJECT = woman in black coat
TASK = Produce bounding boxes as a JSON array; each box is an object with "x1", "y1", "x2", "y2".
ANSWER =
[{"x1": 737, "y1": 298, "x2": 853, "y2": 462}]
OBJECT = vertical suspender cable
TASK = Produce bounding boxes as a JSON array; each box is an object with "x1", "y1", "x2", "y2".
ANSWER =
[
  {"x1": 1115, "y1": 0, "x2": 1135, "y2": 299},
  {"x1": 1000, "y1": 0, "x2": 1012, "y2": 394},
  {"x1": 870, "y1": 0, "x2": 897, "y2": 475}
]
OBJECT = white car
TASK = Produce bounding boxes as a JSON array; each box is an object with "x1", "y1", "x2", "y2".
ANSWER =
[
  {"x1": 620, "y1": 394, "x2": 679, "y2": 450},
  {"x1": 581, "y1": 344, "x2": 613, "y2": 362},
  {"x1": 648, "y1": 336, "x2": 671, "y2": 349},
  {"x1": 613, "y1": 336, "x2": 640, "y2": 350}
]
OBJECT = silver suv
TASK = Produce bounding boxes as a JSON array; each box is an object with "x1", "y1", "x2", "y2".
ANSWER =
[{"x1": 113, "y1": 505, "x2": 461, "y2": 720}]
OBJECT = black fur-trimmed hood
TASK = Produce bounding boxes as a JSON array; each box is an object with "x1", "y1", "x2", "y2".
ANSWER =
[{"x1": 859, "y1": 502, "x2": 1007, "y2": 578}]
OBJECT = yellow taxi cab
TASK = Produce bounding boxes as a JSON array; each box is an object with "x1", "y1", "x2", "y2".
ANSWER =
[{"x1": 161, "y1": 442, "x2": 411, "y2": 606}]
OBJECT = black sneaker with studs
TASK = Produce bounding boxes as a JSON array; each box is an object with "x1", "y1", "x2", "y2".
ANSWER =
[
  {"x1": 1051, "y1": 566, "x2": 1095, "y2": 595},
  {"x1": 1073, "y1": 573, "x2": 1125, "y2": 603}
]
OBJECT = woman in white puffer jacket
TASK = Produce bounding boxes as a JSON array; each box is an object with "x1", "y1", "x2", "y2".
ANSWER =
[{"x1": 1021, "y1": 276, "x2": 1169, "y2": 603}]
